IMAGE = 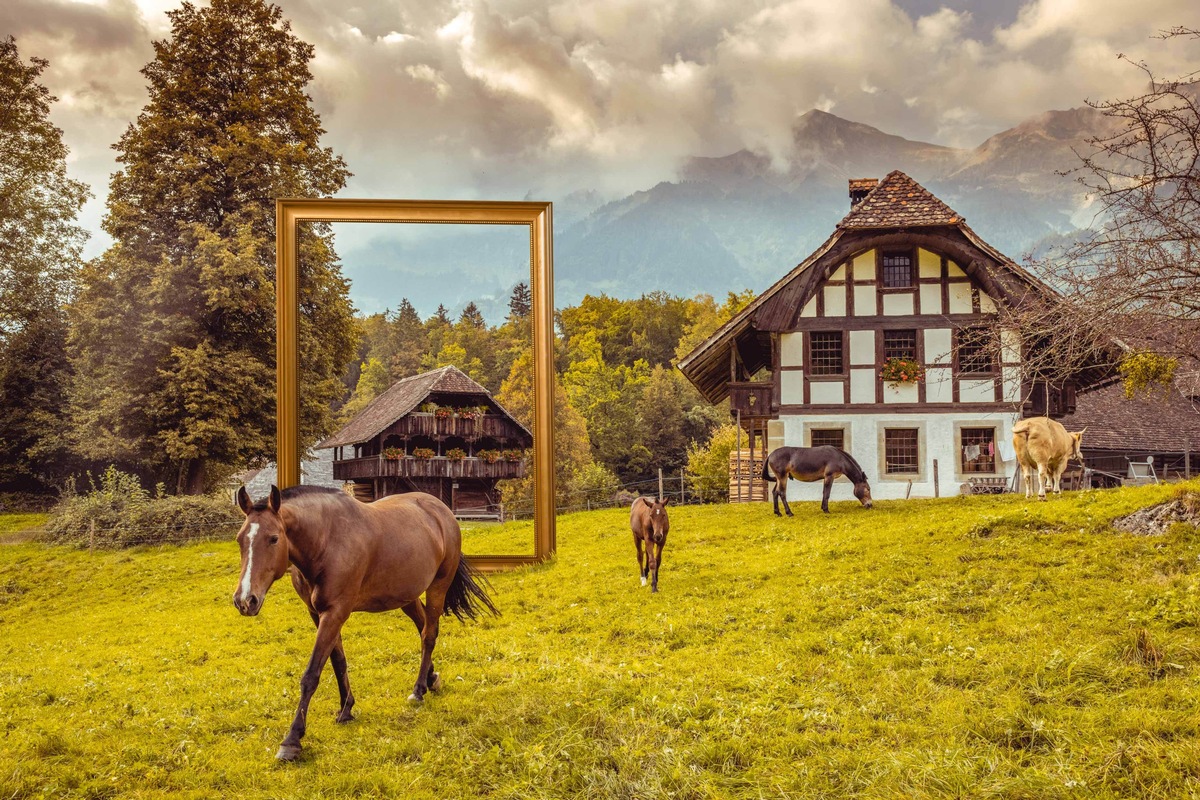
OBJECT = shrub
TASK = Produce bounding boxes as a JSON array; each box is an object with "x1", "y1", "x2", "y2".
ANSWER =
[
  {"x1": 43, "y1": 466, "x2": 240, "y2": 549},
  {"x1": 687, "y1": 423, "x2": 738, "y2": 503}
]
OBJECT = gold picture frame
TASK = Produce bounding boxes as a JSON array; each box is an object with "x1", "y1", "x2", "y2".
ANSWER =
[{"x1": 275, "y1": 198, "x2": 556, "y2": 569}]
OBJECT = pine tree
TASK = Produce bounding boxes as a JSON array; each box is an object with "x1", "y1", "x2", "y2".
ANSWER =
[
  {"x1": 507, "y1": 282, "x2": 532, "y2": 319},
  {"x1": 68, "y1": 0, "x2": 355, "y2": 493},
  {"x1": 0, "y1": 38, "x2": 90, "y2": 492}
]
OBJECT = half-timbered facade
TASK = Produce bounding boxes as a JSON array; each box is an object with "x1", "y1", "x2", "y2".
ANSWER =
[
  {"x1": 319, "y1": 365, "x2": 532, "y2": 516},
  {"x1": 680, "y1": 171, "x2": 1075, "y2": 501}
]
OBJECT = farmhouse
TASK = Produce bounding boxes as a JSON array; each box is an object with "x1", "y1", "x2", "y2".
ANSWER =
[
  {"x1": 319, "y1": 365, "x2": 532, "y2": 516},
  {"x1": 679, "y1": 170, "x2": 1081, "y2": 501}
]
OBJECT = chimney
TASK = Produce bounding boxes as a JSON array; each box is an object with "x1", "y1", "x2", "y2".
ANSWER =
[{"x1": 849, "y1": 178, "x2": 878, "y2": 208}]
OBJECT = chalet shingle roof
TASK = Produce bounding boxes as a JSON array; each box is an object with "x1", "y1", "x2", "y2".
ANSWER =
[
  {"x1": 1058, "y1": 383, "x2": 1200, "y2": 453},
  {"x1": 839, "y1": 170, "x2": 962, "y2": 229},
  {"x1": 319, "y1": 365, "x2": 502, "y2": 448}
]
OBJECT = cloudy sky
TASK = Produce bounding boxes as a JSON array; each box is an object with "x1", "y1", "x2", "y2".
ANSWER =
[{"x1": 5, "y1": 0, "x2": 1199, "y2": 284}]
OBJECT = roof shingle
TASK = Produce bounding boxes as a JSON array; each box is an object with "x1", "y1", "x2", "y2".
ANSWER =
[{"x1": 839, "y1": 170, "x2": 962, "y2": 229}]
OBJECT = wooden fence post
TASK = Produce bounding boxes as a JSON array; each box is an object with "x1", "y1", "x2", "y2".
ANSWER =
[
  {"x1": 658, "y1": 468, "x2": 664, "y2": 501},
  {"x1": 89, "y1": 519, "x2": 95, "y2": 553},
  {"x1": 680, "y1": 468, "x2": 686, "y2": 504},
  {"x1": 933, "y1": 459, "x2": 940, "y2": 498}
]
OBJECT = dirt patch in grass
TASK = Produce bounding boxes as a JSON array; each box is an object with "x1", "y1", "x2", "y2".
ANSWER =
[{"x1": 1112, "y1": 500, "x2": 1200, "y2": 536}]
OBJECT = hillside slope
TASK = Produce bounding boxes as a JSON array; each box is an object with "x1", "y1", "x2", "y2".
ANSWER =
[{"x1": 1, "y1": 485, "x2": 1197, "y2": 799}]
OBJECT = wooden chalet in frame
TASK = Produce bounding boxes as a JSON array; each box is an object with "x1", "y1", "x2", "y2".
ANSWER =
[
  {"x1": 319, "y1": 365, "x2": 532, "y2": 517},
  {"x1": 679, "y1": 170, "x2": 1083, "y2": 501}
]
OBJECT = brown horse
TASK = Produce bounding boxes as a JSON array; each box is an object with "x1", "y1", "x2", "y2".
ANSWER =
[
  {"x1": 232, "y1": 485, "x2": 497, "y2": 761},
  {"x1": 762, "y1": 445, "x2": 873, "y2": 515},
  {"x1": 630, "y1": 496, "x2": 670, "y2": 592}
]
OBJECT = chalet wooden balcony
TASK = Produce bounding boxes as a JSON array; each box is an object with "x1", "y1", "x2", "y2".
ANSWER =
[
  {"x1": 383, "y1": 413, "x2": 528, "y2": 441},
  {"x1": 333, "y1": 455, "x2": 527, "y2": 482},
  {"x1": 729, "y1": 381, "x2": 776, "y2": 418}
]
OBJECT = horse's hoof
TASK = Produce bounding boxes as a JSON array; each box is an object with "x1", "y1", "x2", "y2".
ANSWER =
[
  {"x1": 430, "y1": 673, "x2": 443, "y2": 692},
  {"x1": 276, "y1": 743, "x2": 302, "y2": 762},
  {"x1": 335, "y1": 710, "x2": 354, "y2": 724},
  {"x1": 651, "y1": 586, "x2": 658, "y2": 594},
  {"x1": 640, "y1": 576, "x2": 647, "y2": 586},
  {"x1": 408, "y1": 692, "x2": 423, "y2": 704}
]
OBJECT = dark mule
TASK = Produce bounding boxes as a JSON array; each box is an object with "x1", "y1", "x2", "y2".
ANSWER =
[
  {"x1": 630, "y1": 496, "x2": 670, "y2": 592},
  {"x1": 232, "y1": 485, "x2": 497, "y2": 761},
  {"x1": 762, "y1": 446, "x2": 873, "y2": 515}
]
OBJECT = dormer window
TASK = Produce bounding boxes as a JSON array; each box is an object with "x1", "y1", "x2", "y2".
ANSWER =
[{"x1": 880, "y1": 249, "x2": 915, "y2": 289}]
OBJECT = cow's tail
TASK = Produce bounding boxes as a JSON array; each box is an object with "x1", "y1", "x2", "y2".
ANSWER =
[{"x1": 1012, "y1": 419, "x2": 1032, "y2": 438}]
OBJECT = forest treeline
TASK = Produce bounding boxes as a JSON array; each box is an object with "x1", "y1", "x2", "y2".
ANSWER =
[
  {"x1": 0, "y1": 3, "x2": 752, "y2": 509},
  {"x1": 341, "y1": 288, "x2": 755, "y2": 508}
]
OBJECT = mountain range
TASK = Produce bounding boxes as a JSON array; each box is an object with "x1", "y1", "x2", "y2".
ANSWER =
[{"x1": 341, "y1": 105, "x2": 1116, "y2": 321}]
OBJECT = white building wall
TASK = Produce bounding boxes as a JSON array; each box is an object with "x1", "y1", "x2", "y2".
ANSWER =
[{"x1": 777, "y1": 410, "x2": 1020, "y2": 502}]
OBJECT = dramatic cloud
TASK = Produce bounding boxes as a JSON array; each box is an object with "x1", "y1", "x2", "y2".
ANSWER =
[{"x1": 5, "y1": 0, "x2": 1197, "y2": 260}]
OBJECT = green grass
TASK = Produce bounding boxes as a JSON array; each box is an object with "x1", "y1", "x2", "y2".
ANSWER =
[
  {"x1": 0, "y1": 512, "x2": 48, "y2": 544},
  {"x1": 2, "y1": 485, "x2": 1199, "y2": 799}
]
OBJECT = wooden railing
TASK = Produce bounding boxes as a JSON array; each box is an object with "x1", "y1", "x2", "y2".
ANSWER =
[
  {"x1": 333, "y1": 455, "x2": 527, "y2": 481},
  {"x1": 383, "y1": 413, "x2": 529, "y2": 441}
]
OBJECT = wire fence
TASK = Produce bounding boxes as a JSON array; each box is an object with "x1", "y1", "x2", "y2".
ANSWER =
[{"x1": 20, "y1": 471, "x2": 719, "y2": 549}]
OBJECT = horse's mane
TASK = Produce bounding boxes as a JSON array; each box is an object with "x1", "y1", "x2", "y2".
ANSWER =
[
  {"x1": 250, "y1": 484, "x2": 344, "y2": 511},
  {"x1": 837, "y1": 448, "x2": 868, "y2": 485}
]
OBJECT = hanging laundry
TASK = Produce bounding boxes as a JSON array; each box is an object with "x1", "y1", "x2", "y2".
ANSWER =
[{"x1": 964, "y1": 444, "x2": 981, "y2": 461}]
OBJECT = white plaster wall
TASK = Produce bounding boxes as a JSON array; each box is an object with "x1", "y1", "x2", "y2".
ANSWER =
[
  {"x1": 850, "y1": 368, "x2": 876, "y2": 403},
  {"x1": 960, "y1": 378, "x2": 995, "y2": 402},
  {"x1": 781, "y1": 332, "x2": 803, "y2": 367},
  {"x1": 849, "y1": 330, "x2": 875, "y2": 365},
  {"x1": 824, "y1": 285, "x2": 846, "y2": 316},
  {"x1": 800, "y1": 298, "x2": 817, "y2": 318},
  {"x1": 1001, "y1": 328, "x2": 1020, "y2": 363},
  {"x1": 1002, "y1": 367, "x2": 1022, "y2": 402},
  {"x1": 883, "y1": 293, "x2": 914, "y2": 316},
  {"x1": 925, "y1": 367, "x2": 954, "y2": 403},
  {"x1": 918, "y1": 248, "x2": 941, "y2": 278},
  {"x1": 781, "y1": 371, "x2": 804, "y2": 404},
  {"x1": 882, "y1": 382, "x2": 919, "y2": 403},
  {"x1": 919, "y1": 284, "x2": 941, "y2": 314},
  {"x1": 809, "y1": 381, "x2": 844, "y2": 404},
  {"x1": 980, "y1": 292, "x2": 998, "y2": 313},
  {"x1": 948, "y1": 282, "x2": 972, "y2": 313},
  {"x1": 853, "y1": 285, "x2": 876, "y2": 315},
  {"x1": 948, "y1": 261, "x2": 966, "y2": 277},
  {"x1": 924, "y1": 328, "x2": 953, "y2": 365},
  {"x1": 829, "y1": 264, "x2": 846, "y2": 281},
  {"x1": 777, "y1": 410, "x2": 1020, "y2": 502},
  {"x1": 853, "y1": 250, "x2": 876, "y2": 280}
]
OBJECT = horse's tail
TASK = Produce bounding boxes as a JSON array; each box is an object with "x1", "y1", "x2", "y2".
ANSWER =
[{"x1": 444, "y1": 555, "x2": 500, "y2": 622}]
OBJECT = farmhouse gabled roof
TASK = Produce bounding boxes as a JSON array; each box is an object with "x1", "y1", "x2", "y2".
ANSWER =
[
  {"x1": 677, "y1": 170, "x2": 1063, "y2": 405},
  {"x1": 838, "y1": 170, "x2": 962, "y2": 228},
  {"x1": 319, "y1": 365, "x2": 528, "y2": 448}
]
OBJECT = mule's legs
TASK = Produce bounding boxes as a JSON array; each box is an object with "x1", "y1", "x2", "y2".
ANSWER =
[
  {"x1": 401, "y1": 601, "x2": 440, "y2": 695},
  {"x1": 278, "y1": 606, "x2": 351, "y2": 761},
  {"x1": 635, "y1": 534, "x2": 647, "y2": 585},
  {"x1": 820, "y1": 473, "x2": 834, "y2": 513},
  {"x1": 771, "y1": 480, "x2": 781, "y2": 516},
  {"x1": 308, "y1": 611, "x2": 355, "y2": 723},
  {"x1": 778, "y1": 474, "x2": 794, "y2": 517}
]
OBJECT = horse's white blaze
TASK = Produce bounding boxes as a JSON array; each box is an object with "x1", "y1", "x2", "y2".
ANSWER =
[{"x1": 239, "y1": 523, "x2": 259, "y2": 600}]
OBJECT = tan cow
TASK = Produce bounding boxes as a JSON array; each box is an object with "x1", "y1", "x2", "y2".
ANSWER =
[{"x1": 1012, "y1": 417, "x2": 1086, "y2": 500}]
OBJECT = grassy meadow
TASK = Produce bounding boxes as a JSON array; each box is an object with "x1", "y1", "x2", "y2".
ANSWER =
[{"x1": 2, "y1": 484, "x2": 1199, "y2": 799}]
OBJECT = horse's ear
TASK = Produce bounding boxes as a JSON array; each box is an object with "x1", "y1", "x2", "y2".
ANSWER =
[
  {"x1": 660, "y1": 497, "x2": 670, "y2": 506},
  {"x1": 235, "y1": 486, "x2": 251, "y2": 514},
  {"x1": 641, "y1": 496, "x2": 654, "y2": 507},
  {"x1": 269, "y1": 485, "x2": 282, "y2": 513}
]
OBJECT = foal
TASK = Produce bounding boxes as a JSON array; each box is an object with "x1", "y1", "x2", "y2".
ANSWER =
[{"x1": 630, "y1": 496, "x2": 670, "y2": 592}]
